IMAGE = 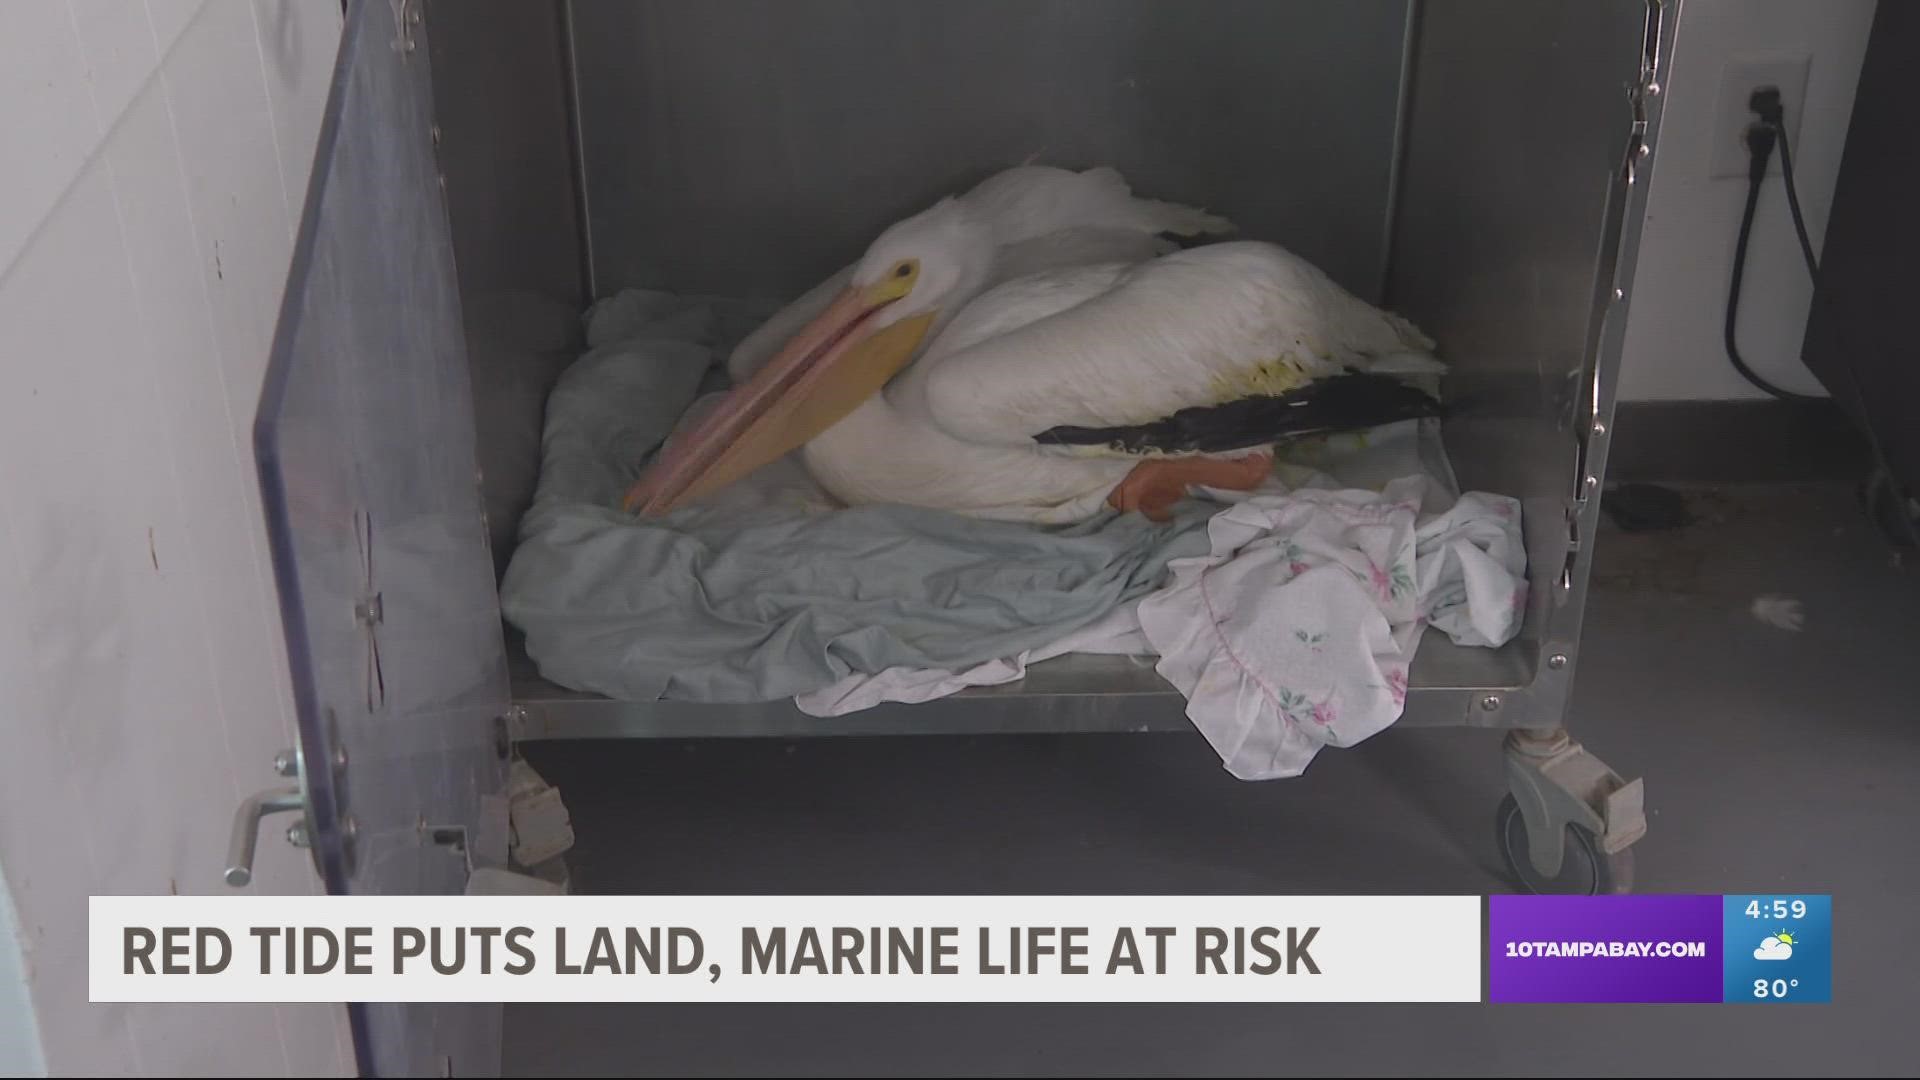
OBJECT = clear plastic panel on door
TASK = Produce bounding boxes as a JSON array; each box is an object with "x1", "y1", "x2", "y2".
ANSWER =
[{"x1": 254, "y1": 0, "x2": 509, "y2": 1074}]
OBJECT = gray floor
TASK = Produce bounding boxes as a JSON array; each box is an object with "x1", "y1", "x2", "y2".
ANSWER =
[{"x1": 509, "y1": 483, "x2": 1920, "y2": 1077}]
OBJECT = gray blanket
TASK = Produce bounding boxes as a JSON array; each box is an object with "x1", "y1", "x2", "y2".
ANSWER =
[{"x1": 499, "y1": 291, "x2": 1216, "y2": 703}]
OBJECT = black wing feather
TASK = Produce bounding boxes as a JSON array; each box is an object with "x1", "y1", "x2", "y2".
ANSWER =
[{"x1": 1032, "y1": 371, "x2": 1441, "y2": 455}]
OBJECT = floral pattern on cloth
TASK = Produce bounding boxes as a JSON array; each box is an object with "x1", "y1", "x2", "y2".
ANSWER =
[{"x1": 1136, "y1": 476, "x2": 1526, "y2": 780}]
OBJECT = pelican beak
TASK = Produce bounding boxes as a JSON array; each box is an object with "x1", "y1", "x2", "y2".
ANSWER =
[{"x1": 623, "y1": 289, "x2": 935, "y2": 514}]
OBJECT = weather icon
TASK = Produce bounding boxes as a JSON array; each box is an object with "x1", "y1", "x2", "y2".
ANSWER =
[{"x1": 1754, "y1": 931, "x2": 1796, "y2": 961}]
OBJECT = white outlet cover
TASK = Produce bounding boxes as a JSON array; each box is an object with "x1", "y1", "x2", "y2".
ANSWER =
[{"x1": 1710, "y1": 52, "x2": 1812, "y2": 180}]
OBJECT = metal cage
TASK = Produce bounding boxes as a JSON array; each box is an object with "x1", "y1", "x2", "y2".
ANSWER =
[{"x1": 250, "y1": 2, "x2": 1672, "y2": 1070}]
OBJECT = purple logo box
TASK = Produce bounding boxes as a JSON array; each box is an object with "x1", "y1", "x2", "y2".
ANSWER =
[{"x1": 1489, "y1": 895, "x2": 1724, "y2": 1003}]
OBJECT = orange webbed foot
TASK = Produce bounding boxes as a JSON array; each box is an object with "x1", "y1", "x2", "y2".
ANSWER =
[{"x1": 1107, "y1": 451, "x2": 1274, "y2": 522}]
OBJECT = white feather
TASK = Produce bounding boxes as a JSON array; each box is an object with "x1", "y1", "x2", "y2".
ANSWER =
[
  {"x1": 740, "y1": 166, "x2": 1437, "y2": 522},
  {"x1": 914, "y1": 242, "x2": 1431, "y2": 448}
]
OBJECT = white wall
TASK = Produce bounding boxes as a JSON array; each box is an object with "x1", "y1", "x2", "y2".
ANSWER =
[
  {"x1": 0, "y1": 1, "x2": 351, "y2": 1075},
  {"x1": 0, "y1": 868, "x2": 44, "y2": 1077},
  {"x1": 1619, "y1": 0, "x2": 1878, "y2": 401}
]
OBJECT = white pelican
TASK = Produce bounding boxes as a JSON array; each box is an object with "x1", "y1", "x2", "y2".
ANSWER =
[
  {"x1": 624, "y1": 166, "x2": 1442, "y2": 523},
  {"x1": 721, "y1": 166, "x2": 1232, "y2": 385}
]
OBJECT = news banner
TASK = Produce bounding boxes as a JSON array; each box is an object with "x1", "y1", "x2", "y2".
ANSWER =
[{"x1": 89, "y1": 894, "x2": 1831, "y2": 1004}]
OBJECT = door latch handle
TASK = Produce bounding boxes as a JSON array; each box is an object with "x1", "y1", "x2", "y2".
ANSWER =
[{"x1": 226, "y1": 787, "x2": 305, "y2": 887}]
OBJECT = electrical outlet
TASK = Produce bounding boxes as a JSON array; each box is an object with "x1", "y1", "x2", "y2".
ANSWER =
[{"x1": 1710, "y1": 53, "x2": 1811, "y2": 179}]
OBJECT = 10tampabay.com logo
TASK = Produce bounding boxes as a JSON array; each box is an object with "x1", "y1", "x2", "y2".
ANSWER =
[{"x1": 1488, "y1": 894, "x2": 1831, "y2": 1003}]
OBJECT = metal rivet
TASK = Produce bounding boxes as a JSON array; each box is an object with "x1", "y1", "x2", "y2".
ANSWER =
[
  {"x1": 1613, "y1": 287, "x2": 1625, "y2": 301},
  {"x1": 1591, "y1": 421, "x2": 1607, "y2": 437},
  {"x1": 1481, "y1": 695, "x2": 1503, "y2": 712},
  {"x1": 273, "y1": 750, "x2": 298, "y2": 777},
  {"x1": 286, "y1": 822, "x2": 310, "y2": 848},
  {"x1": 1548, "y1": 653, "x2": 1569, "y2": 670},
  {"x1": 332, "y1": 745, "x2": 348, "y2": 771},
  {"x1": 343, "y1": 816, "x2": 360, "y2": 842},
  {"x1": 1585, "y1": 475, "x2": 1599, "y2": 491},
  {"x1": 1647, "y1": 81, "x2": 1661, "y2": 96}
]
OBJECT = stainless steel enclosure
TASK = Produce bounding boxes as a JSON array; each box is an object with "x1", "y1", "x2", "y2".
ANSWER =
[
  {"x1": 263, "y1": 0, "x2": 1670, "y2": 964},
  {"x1": 251, "y1": 3, "x2": 1673, "y2": 1071},
  {"x1": 417, "y1": 0, "x2": 1671, "y2": 738}
]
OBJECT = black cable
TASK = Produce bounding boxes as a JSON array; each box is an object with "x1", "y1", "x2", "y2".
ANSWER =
[
  {"x1": 1769, "y1": 121, "x2": 1822, "y2": 279},
  {"x1": 1724, "y1": 118, "x2": 1824, "y2": 401}
]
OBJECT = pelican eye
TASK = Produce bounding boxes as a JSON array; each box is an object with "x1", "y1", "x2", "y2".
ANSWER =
[{"x1": 894, "y1": 263, "x2": 913, "y2": 278}]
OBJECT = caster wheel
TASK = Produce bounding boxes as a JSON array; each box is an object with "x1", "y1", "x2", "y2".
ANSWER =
[{"x1": 1495, "y1": 794, "x2": 1634, "y2": 895}]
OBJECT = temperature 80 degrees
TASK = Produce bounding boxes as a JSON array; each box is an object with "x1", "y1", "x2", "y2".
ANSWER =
[{"x1": 1753, "y1": 977, "x2": 1801, "y2": 1000}]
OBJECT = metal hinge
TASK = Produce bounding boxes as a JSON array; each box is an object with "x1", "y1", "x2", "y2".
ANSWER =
[
  {"x1": 1568, "y1": 0, "x2": 1668, "y2": 532},
  {"x1": 1556, "y1": 508, "x2": 1583, "y2": 603},
  {"x1": 1621, "y1": 0, "x2": 1665, "y2": 185}
]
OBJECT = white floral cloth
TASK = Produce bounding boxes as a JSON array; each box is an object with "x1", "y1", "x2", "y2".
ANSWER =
[{"x1": 1138, "y1": 477, "x2": 1524, "y2": 779}]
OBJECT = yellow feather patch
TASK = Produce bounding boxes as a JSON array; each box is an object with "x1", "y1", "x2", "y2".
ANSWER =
[{"x1": 1209, "y1": 353, "x2": 1314, "y2": 402}]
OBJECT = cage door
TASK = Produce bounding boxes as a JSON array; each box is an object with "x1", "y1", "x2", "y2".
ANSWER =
[{"x1": 253, "y1": 0, "x2": 509, "y2": 1075}]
